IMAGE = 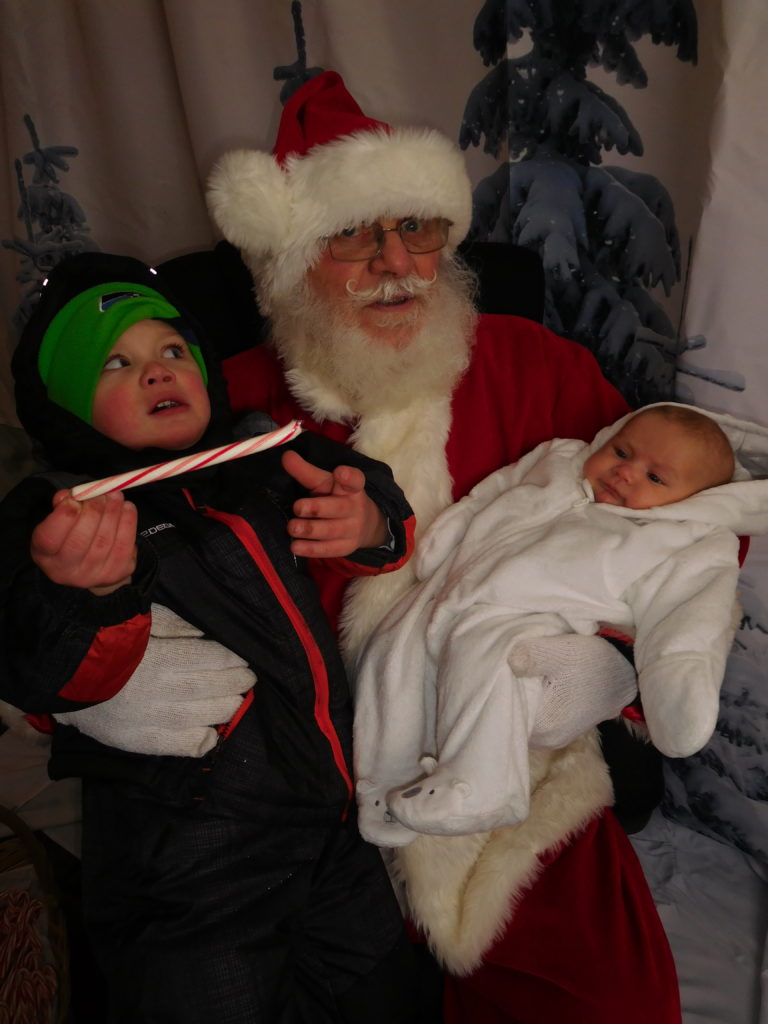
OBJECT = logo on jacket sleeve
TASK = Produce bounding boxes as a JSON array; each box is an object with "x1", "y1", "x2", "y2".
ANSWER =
[{"x1": 140, "y1": 522, "x2": 175, "y2": 538}]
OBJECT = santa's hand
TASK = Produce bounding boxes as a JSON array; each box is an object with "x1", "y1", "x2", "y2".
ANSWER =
[
  {"x1": 509, "y1": 633, "x2": 638, "y2": 749},
  {"x1": 54, "y1": 605, "x2": 254, "y2": 757}
]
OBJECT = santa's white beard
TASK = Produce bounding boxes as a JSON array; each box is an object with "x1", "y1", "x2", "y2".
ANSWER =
[
  {"x1": 269, "y1": 256, "x2": 478, "y2": 419},
  {"x1": 267, "y1": 256, "x2": 479, "y2": 669}
]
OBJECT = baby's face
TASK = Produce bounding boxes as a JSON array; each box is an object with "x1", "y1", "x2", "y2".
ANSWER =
[
  {"x1": 92, "y1": 319, "x2": 211, "y2": 451},
  {"x1": 584, "y1": 416, "x2": 716, "y2": 510}
]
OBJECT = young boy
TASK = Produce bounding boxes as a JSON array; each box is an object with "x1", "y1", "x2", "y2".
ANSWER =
[
  {"x1": 0, "y1": 252, "x2": 419, "y2": 1023},
  {"x1": 354, "y1": 404, "x2": 768, "y2": 846}
]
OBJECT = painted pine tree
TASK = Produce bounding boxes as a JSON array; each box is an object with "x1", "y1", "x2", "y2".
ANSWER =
[
  {"x1": 274, "y1": 0, "x2": 325, "y2": 101},
  {"x1": 3, "y1": 114, "x2": 98, "y2": 332},
  {"x1": 461, "y1": 0, "x2": 697, "y2": 405}
]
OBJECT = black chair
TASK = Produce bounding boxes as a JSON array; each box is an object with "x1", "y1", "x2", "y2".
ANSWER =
[
  {"x1": 457, "y1": 239, "x2": 545, "y2": 323},
  {"x1": 158, "y1": 242, "x2": 270, "y2": 360}
]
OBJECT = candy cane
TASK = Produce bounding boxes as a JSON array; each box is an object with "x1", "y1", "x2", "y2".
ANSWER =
[{"x1": 71, "y1": 419, "x2": 303, "y2": 501}]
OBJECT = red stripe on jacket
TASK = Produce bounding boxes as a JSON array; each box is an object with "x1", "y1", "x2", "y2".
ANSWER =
[{"x1": 58, "y1": 612, "x2": 150, "y2": 703}]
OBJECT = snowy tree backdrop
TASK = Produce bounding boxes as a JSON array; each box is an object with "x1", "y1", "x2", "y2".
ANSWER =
[{"x1": 461, "y1": 0, "x2": 697, "y2": 406}]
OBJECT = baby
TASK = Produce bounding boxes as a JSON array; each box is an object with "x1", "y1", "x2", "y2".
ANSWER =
[{"x1": 354, "y1": 403, "x2": 768, "y2": 846}]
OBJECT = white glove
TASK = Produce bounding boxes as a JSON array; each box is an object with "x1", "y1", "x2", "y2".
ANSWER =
[
  {"x1": 55, "y1": 604, "x2": 255, "y2": 757},
  {"x1": 509, "y1": 633, "x2": 638, "y2": 749}
]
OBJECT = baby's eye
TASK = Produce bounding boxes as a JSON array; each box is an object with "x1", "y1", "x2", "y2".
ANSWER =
[
  {"x1": 162, "y1": 343, "x2": 185, "y2": 359},
  {"x1": 614, "y1": 446, "x2": 627, "y2": 459},
  {"x1": 103, "y1": 354, "x2": 129, "y2": 371},
  {"x1": 647, "y1": 472, "x2": 664, "y2": 485}
]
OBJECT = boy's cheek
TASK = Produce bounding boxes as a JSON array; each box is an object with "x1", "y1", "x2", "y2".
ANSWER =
[{"x1": 92, "y1": 389, "x2": 137, "y2": 446}]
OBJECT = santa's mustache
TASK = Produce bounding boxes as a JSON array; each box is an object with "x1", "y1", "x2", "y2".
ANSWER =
[{"x1": 344, "y1": 272, "x2": 438, "y2": 305}]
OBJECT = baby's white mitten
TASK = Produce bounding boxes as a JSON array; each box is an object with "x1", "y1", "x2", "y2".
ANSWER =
[{"x1": 509, "y1": 633, "x2": 638, "y2": 749}]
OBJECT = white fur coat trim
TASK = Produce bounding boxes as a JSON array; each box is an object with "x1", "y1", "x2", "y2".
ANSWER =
[
  {"x1": 392, "y1": 731, "x2": 613, "y2": 976},
  {"x1": 281, "y1": 364, "x2": 458, "y2": 676},
  {"x1": 341, "y1": 397, "x2": 458, "y2": 672}
]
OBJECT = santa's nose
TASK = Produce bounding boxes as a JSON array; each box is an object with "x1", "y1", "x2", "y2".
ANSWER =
[{"x1": 369, "y1": 225, "x2": 416, "y2": 277}]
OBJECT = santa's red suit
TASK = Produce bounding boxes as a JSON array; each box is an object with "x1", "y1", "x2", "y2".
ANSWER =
[{"x1": 224, "y1": 312, "x2": 682, "y2": 1024}]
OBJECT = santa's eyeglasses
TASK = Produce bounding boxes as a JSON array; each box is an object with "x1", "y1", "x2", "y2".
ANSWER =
[{"x1": 324, "y1": 217, "x2": 451, "y2": 262}]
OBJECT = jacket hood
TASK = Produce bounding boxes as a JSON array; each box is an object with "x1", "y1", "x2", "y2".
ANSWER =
[
  {"x1": 13, "y1": 252, "x2": 234, "y2": 480},
  {"x1": 584, "y1": 402, "x2": 768, "y2": 536}
]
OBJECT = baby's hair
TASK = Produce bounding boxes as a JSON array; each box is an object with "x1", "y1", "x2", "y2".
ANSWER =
[{"x1": 633, "y1": 404, "x2": 735, "y2": 489}]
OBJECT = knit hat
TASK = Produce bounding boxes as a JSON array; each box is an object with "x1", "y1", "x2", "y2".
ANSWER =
[
  {"x1": 37, "y1": 282, "x2": 208, "y2": 425},
  {"x1": 206, "y1": 71, "x2": 472, "y2": 310}
]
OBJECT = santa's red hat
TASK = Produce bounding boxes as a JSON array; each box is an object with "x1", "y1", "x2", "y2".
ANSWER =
[{"x1": 207, "y1": 72, "x2": 472, "y2": 310}]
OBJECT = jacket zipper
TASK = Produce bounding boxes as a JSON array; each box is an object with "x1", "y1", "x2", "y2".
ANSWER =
[{"x1": 194, "y1": 500, "x2": 354, "y2": 803}]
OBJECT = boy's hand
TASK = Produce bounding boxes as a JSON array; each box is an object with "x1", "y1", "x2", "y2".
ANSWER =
[
  {"x1": 282, "y1": 449, "x2": 388, "y2": 558},
  {"x1": 30, "y1": 489, "x2": 138, "y2": 595}
]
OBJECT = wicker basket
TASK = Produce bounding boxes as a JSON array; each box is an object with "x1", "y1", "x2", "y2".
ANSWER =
[{"x1": 0, "y1": 805, "x2": 70, "y2": 1024}]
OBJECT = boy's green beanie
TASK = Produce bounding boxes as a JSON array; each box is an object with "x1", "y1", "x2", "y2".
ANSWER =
[{"x1": 37, "y1": 282, "x2": 208, "y2": 424}]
